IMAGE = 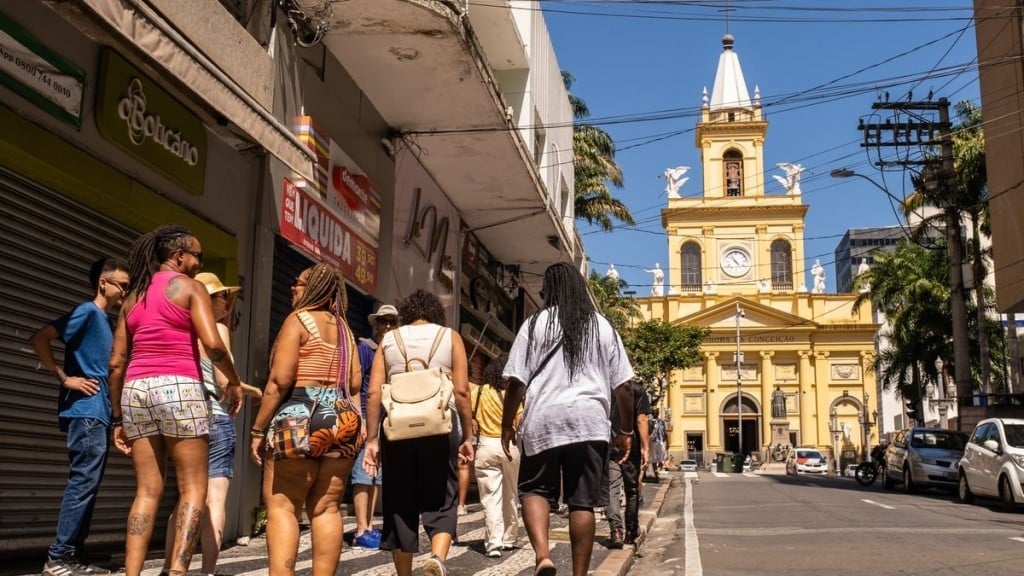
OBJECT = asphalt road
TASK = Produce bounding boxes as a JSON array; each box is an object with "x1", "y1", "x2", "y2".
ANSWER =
[{"x1": 632, "y1": 470, "x2": 1024, "y2": 576}]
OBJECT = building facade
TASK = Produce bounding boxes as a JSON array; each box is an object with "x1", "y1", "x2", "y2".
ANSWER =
[
  {"x1": 634, "y1": 35, "x2": 880, "y2": 470},
  {"x1": 0, "y1": 0, "x2": 577, "y2": 559}
]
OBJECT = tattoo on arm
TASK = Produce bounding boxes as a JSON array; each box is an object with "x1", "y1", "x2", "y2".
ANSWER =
[{"x1": 127, "y1": 512, "x2": 151, "y2": 536}]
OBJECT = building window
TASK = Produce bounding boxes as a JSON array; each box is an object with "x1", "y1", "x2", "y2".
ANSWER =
[
  {"x1": 681, "y1": 241, "x2": 702, "y2": 290},
  {"x1": 724, "y1": 150, "x2": 743, "y2": 197},
  {"x1": 771, "y1": 239, "x2": 793, "y2": 289}
]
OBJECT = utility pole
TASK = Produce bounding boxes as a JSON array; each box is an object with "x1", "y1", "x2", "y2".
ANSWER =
[
  {"x1": 735, "y1": 302, "x2": 744, "y2": 462},
  {"x1": 858, "y1": 97, "x2": 971, "y2": 430}
]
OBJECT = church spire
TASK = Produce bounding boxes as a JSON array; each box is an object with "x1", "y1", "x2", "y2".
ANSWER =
[{"x1": 709, "y1": 34, "x2": 752, "y2": 110}]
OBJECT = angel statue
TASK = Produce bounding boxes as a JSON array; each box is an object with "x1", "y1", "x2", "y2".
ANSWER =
[
  {"x1": 644, "y1": 263, "x2": 665, "y2": 296},
  {"x1": 606, "y1": 263, "x2": 620, "y2": 282},
  {"x1": 772, "y1": 162, "x2": 805, "y2": 195},
  {"x1": 664, "y1": 166, "x2": 690, "y2": 199},
  {"x1": 811, "y1": 258, "x2": 826, "y2": 294}
]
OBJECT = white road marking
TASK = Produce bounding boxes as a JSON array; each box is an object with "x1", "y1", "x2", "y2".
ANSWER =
[
  {"x1": 861, "y1": 499, "x2": 895, "y2": 510},
  {"x1": 474, "y1": 542, "x2": 555, "y2": 576},
  {"x1": 1010, "y1": 537, "x2": 1024, "y2": 544},
  {"x1": 743, "y1": 472, "x2": 758, "y2": 478},
  {"x1": 712, "y1": 472, "x2": 729, "y2": 478},
  {"x1": 684, "y1": 478, "x2": 704, "y2": 576}
]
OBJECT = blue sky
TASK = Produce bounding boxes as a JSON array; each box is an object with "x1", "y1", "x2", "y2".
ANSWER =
[{"x1": 542, "y1": 1, "x2": 980, "y2": 292}]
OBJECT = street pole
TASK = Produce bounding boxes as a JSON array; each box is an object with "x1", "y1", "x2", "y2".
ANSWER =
[
  {"x1": 937, "y1": 100, "x2": 972, "y2": 430},
  {"x1": 736, "y1": 302, "x2": 744, "y2": 462}
]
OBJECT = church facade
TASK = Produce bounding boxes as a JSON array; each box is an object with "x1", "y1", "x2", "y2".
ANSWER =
[{"x1": 634, "y1": 35, "x2": 880, "y2": 471}]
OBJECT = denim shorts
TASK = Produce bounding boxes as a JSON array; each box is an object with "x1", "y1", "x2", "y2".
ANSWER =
[
  {"x1": 208, "y1": 414, "x2": 236, "y2": 479},
  {"x1": 350, "y1": 444, "x2": 382, "y2": 485}
]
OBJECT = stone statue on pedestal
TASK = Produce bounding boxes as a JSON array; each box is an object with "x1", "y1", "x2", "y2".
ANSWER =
[
  {"x1": 771, "y1": 386, "x2": 787, "y2": 420},
  {"x1": 769, "y1": 385, "x2": 792, "y2": 462}
]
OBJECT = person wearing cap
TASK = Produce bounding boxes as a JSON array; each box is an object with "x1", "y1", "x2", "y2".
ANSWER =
[
  {"x1": 159, "y1": 272, "x2": 261, "y2": 576},
  {"x1": 350, "y1": 303, "x2": 399, "y2": 549}
]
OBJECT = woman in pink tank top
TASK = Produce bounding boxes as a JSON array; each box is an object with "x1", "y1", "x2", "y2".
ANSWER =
[{"x1": 108, "y1": 225, "x2": 244, "y2": 576}]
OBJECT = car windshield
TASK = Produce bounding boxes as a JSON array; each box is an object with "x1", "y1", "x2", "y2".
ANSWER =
[
  {"x1": 797, "y1": 450, "x2": 823, "y2": 460},
  {"x1": 910, "y1": 430, "x2": 968, "y2": 450},
  {"x1": 681, "y1": 460, "x2": 696, "y2": 465},
  {"x1": 1004, "y1": 424, "x2": 1024, "y2": 448}
]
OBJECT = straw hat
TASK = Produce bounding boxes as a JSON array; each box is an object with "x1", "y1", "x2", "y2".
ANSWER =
[
  {"x1": 368, "y1": 304, "x2": 398, "y2": 323},
  {"x1": 195, "y1": 272, "x2": 241, "y2": 296}
]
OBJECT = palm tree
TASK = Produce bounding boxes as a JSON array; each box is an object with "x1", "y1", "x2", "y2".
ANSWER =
[
  {"x1": 588, "y1": 270, "x2": 640, "y2": 333},
  {"x1": 563, "y1": 71, "x2": 634, "y2": 231}
]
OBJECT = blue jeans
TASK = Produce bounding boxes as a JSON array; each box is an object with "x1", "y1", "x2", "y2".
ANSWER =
[{"x1": 49, "y1": 418, "x2": 109, "y2": 559}]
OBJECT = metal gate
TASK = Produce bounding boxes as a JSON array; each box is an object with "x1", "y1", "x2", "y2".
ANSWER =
[{"x1": 0, "y1": 169, "x2": 177, "y2": 558}]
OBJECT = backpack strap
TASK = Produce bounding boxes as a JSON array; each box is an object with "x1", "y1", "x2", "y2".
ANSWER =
[
  {"x1": 425, "y1": 327, "x2": 448, "y2": 365},
  {"x1": 391, "y1": 327, "x2": 412, "y2": 369}
]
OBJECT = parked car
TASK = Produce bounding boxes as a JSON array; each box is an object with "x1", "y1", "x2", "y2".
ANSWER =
[
  {"x1": 786, "y1": 448, "x2": 828, "y2": 475},
  {"x1": 679, "y1": 459, "x2": 698, "y2": 472},
  {"x1": 882, "y1": 427, "x2": 968, "y2": 492},
  {"x1": 957, "y1": 418, "x2": 1024, "y2": 511}
]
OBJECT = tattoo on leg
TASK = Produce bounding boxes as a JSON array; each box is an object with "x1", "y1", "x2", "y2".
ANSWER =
[
  {"x1": 174, "y1": 503, "x2": 204, "y2": 568},
  {"x1": 285, "y1": 558, "x2": 296, "y2": 570},
  {"x1": 127, "y1": 513, "x2": 151, "y2": 535}
]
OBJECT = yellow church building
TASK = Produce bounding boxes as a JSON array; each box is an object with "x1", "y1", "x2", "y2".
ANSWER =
[{"x1": 635, "y1": 35, "x2": 880, "y2": 471}]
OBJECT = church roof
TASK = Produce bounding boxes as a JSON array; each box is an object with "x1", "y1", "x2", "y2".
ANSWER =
[{"x1": 709, "y1": 34, "x2": 752, "y2": 110}]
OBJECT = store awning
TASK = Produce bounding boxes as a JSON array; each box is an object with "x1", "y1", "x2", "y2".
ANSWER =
[{"x1": 74, "y1": 0, "x2": 316, "y2": 183}]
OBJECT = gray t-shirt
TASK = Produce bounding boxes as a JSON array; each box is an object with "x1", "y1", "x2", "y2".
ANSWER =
[{"x1": 503, "y1": 309, "x2": 634, "y2": 456}]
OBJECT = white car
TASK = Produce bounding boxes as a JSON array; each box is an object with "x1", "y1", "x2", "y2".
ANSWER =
[
  {"x1": 679, "y1": 459, "x2": 698, "y2": 472},
  {"x1": 957, "y1": 418, "x2": 1024, "y2": 511},
  {"x1": 786, "y1": 448, "x2": 828, "y2": 475}
]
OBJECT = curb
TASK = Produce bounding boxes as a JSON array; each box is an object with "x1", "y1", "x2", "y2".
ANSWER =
[{"x1": 591, "y1": 478, "x2": 675, "y2": 576}]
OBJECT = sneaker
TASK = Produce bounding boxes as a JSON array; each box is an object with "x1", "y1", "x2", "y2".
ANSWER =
[
  {"x1": 501, "y1": 542, "x2": 520, "y2": 551},
  {"x1": 42, "y1": 556, "x2": 87, "y2": 576},
  {"x1": 624, "y1": 530, "x2": 638, "y2": 545},
  {"x1": 457, "y1": 505, "x2": 468, "y2": 516},
  {"x1": 607, "y1": 529, "x2": 624, "y2": 550},
  {"x1": 370, "y1": 527, "x2": 382, "y2": 538},
  {"x1": 353, "y1": 530, "x2": 381, "y2": 550},
  {"x1": 486, "y1": 548, "x2": 502, "y2": 558},
  {"x1": 67, "y1": 555, "x2": 110, "y2": 575},
  {"x1": 422, "y1": 555, "x2": 448, "y2": 576}
]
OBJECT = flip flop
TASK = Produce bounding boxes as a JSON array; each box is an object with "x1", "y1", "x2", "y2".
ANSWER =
[{"x1": 535, "y1": 558, "x2": 557, "y2": 576}]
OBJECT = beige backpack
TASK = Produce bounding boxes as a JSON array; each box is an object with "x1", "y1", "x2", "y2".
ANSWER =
[{"x1": 381, "y1": 327, "x2": 454, "y2": 441}]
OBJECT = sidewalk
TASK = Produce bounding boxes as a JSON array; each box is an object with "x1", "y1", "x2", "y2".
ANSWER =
[{"x1": 8, "y1": 475, "x2": 677, "y2": 576}]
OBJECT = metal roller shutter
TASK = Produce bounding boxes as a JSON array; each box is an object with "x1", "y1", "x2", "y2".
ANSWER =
[{"x1": 0, "y1": 169, "x2": 175, "y2": 559}]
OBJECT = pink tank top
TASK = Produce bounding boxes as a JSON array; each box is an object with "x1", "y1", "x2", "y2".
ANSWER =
[{"x1": 125, "y1": 271, "x2": 201, "y2": 381}]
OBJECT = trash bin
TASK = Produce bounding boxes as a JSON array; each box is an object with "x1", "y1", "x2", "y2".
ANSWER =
[
  {"x1": 715, "y1": 453, "x2": 726, "y2": 472},
  {"x1": 718, "y1": 452, "x2": 741, "y2": 473}
]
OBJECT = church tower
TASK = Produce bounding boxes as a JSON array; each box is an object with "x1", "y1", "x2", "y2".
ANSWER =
[
  {"x1": 638, "y1": 35, "x2": 879, "y2": 472},
  {"x1": 664, "y1": 34, "x2": 808, "y2": 296}
]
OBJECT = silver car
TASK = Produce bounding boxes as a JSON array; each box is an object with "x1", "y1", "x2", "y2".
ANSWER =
[{"x1": 882, "y1": 427, "x2": 969, "y2": 492}]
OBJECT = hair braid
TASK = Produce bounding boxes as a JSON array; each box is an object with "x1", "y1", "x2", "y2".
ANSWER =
[
  {"x1": 293, "y1": 263, "x2": 348, "y2": 315},
  {"x1": 527, "y1": 262, "x2": 597, "y2": 379},
  {"x1": 126, "y1": 225, "x2": 193, "y2": 298}
]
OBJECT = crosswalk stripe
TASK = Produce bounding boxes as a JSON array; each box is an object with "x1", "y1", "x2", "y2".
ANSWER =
[
  {"x1": 473, "y1": 542, "x2": 555, "y2": 576},
  {"x1": 349, "y1": 527, "x2": 487, "y2": 576},
  {"x1": 712, "y1": 472, "x2": 729, "y2": 478}
]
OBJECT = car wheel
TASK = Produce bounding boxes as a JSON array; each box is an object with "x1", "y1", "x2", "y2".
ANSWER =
[
  {"x1": 1000, "y1": 476, "x2": 1016, "y2": 513},
  {"x1": 956, "y1": 472, "x2": 974, "y2": 504},
  {"x1": 903, "y1": 465, "x2": 916, "y2": 493},
  {"x1": 882, "y1": 466, "x2": 895, "y2": 490}
]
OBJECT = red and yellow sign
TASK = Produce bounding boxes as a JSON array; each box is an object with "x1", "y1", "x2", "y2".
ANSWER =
[{"x1": 280, "y1": 178, "x2": 377, "y2": 294}]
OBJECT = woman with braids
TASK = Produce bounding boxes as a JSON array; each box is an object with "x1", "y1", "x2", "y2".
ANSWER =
[
  {"x1": 363, "y1": 289, "x2": 475, "y2": 576},
  {"x1": 500, "y1": 262, "x2": 635, "y2": 576},
  {"x1": 249, "y1": 263, "x2": 362, "y2": 576},
  {"x1": 109, "y1": 225, "x2": 244, "y2": 576}
]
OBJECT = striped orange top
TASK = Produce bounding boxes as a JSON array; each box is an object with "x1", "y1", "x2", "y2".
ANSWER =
[{"x1": 295, "y1": 310, "x2": 349, "y2": 382}]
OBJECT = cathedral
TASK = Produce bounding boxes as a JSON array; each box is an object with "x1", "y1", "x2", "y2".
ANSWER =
[{"x1": 635, "y1": 34, "x2": 880, "y2": 471}]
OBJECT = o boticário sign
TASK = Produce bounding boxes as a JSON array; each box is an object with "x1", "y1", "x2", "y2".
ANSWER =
[
  {"x1": 280, "y1": 178, "x2": 378, "y2": 294},
  {"x1": 0, "y1": 10, "x2": 85, "y2": 128},
  {"x1": 96, "y1": 49, "x2": 207, "y2": 195}
]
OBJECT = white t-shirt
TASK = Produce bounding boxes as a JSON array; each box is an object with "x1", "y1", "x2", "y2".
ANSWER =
[{"x1": 503, "y1": 308, "x2": 634, "y2": 456}]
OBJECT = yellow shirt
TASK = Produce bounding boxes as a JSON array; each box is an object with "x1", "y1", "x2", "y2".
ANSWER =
[{"x1": 471, "y1": 383, "x2": 520, "y2": 438}]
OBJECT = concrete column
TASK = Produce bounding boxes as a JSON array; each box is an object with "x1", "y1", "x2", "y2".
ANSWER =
[
  {"x1": 814, "y1": 350, "x2": 832, "y2": 451},
  {"x1": 760, "y1": 350, "x2": 775, "y2": 453},
  {"x1": 705, "y1": 351, "x2": 721, "y2": 450},
  {"x1": 667, "y1": 369, "x2": 684, "y2": 451},
  {"x1": 798, "y1": 350, "x2": 814, "y2": 445}
]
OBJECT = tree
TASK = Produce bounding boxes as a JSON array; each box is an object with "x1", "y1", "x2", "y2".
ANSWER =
[
  {"x1": 622, "y1": 319, "x2": 708, "y2": 406},
  {"x1": 588, "y1": 270, "x2": 640, "y2": 333},
  {"x1": 563, "y1": 71, "x2": 634, "y2": 231}
]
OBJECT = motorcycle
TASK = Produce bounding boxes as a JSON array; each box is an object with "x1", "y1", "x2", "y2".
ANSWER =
[{"x1": 854, "y1": 461, "x2": 881, "y2": 486}]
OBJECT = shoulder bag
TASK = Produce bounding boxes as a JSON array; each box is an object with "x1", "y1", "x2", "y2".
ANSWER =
[{"x1": 381, "y1": 327, "x2": 455, "y2": 441}]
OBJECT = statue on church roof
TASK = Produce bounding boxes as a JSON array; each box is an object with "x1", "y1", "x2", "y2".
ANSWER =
[
  {"x1": 664, "y1": 166, "x2": 690, "y2": 199},
  {"x1": 811, "y1": 259, "x2": 826, "y2": 294},
  {"x1": 645, "y1": 263, "x2": 665, "y2": 296},
  {"x1": 857, "y1": 258, "x2": 871, "y2": 293},
  {"x1": 606, "y1": 263, "x2": 620, "y2": 282},
  {"x1": 773, "y1": 162, "x2": 805, "y2": 195}
]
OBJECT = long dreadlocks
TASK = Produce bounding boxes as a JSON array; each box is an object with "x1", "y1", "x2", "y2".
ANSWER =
[
  {"x1": 527, "y1": 262, "x2": 598, "y2": 379},
  {"x1": 126, "y1": 224, "x2": 193, "y2": 298}
]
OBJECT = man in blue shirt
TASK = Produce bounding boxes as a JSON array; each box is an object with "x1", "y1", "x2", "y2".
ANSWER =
[{"x1": 30, "y1": 257, "x2": 129, "y2": 576}]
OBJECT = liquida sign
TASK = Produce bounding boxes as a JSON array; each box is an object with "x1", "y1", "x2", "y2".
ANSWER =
[
  {"x1": 281, "y1": 178, "x2": 378, "y2": 294},
  {"x1": 96, "y1": 49, "x2": 207, "y2": 195}
]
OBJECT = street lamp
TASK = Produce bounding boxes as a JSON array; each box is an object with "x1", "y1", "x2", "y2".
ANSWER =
[
  {"x1": 860, "y1": 392, "x2": 875, "y2": 462},
  {"x1": 735, "y1": 303, "x2": 745, "y2": 461},
  {"x1": 830, "y1": 168, "x2": 909, "y2": 206}
]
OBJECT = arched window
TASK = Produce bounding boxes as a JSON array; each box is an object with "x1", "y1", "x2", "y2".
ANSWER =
[
  {"x1": 681, "y1": 242, "x2": 702, "y2": 290},
  {"x1": 724, "y1": 150, "x2": 743, "y2": 197},
  {"x1": 771, "y1": 239, "x2": 793, "y2": 289}
]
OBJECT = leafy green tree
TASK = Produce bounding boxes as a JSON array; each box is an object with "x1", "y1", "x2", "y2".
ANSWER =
[
  {"x1": 622, "y1": 320, "x2": 708, "y2": 405},
  {"x1": 563, "y1": 71, "x2": 634, "y2": 231},
  {"x1": 588, "y1": 270, "x2": 640, "y2": 333}
]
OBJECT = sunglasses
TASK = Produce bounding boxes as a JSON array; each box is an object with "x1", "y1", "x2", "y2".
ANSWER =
[
  {"x1": 182, "y1": 249, "x2": 203, "y2": 263},
  {"x1": 104, "y1": 278, "x2": 129, "y2": 294},
  {"x1": 377, "y1": 317, "x2": 398, "y2": 326}
]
